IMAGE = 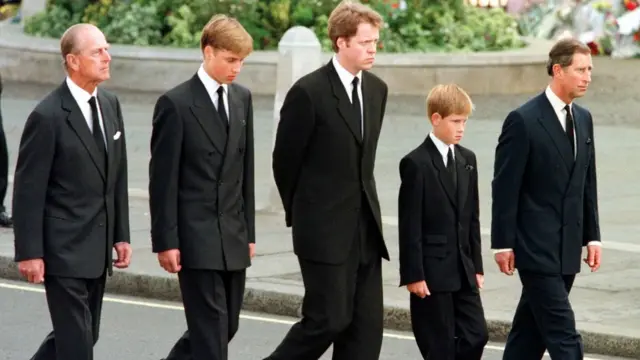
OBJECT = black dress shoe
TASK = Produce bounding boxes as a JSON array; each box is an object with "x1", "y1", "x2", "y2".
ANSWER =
[{"x1": 0, "y1": 211, "x2": 12, "y2": 228}]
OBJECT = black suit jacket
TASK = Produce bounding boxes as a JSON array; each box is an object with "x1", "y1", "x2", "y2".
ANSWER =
[
  {"x1": 398, "y1": 137, "x2": 483, "y2": 292},
  {"x1": 13, "y1": 81, "x2": 130, "y2": 278},
  {"x1": 491, "y1": 92, "x2": 600, "y2": 275},
  {"x1": 272, "y1": 61, "x2": 390, "y2": 265},
  {"x1": 149, "y1": 75, "x2": 255, "y2": 271}
]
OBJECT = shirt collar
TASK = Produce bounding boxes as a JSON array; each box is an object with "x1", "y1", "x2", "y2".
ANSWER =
[
  {"x1": 197, "y1": 64, "x2": 227, "y2": 96},
  {"x1": 545, "y1": 85, "x2": 571, "y2": 114},
  {"x1": 332, "y1": 55, "x2": 362, "y2": 89},
  {"x1": 66, "y1": 77, "x2": 96, "y2": 104},
  {"x1": 429, "y1": 132, "x2": 454, "y2": 158}
]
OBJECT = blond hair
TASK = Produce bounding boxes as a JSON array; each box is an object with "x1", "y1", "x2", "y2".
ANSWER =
[
  {"x1": 426, "y1": 84, "x2": 474, "y2": 118},
  {"x1": 200, "y1": 14, "x2": 253, "y2": 57},
  {"x1": 327, "y1": 0, "x2": 383, "y2": 52}
]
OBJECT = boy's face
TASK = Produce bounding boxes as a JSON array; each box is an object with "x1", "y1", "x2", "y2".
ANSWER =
[
  {"x1": 203, "y1": 46, "x2": 246, "y2": 84},
  {"x1": 431, "y1": 113, "x2": 468, "y2": 145}
]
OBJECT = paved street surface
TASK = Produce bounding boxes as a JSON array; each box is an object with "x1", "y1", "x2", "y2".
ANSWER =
[
  {"x1": 1, "y1": 56, "x2": 640, "y2": 357},
  {"x1": 0, "y1": 280, "x2": 629, "y2": 360}
]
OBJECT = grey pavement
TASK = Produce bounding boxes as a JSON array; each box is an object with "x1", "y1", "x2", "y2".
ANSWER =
[
  {"x1": 0, "y1": 279, "x2": 629, "y2": 360},
  {"x1": 0, "y1": 56, "x2": 640, "y2": 358}
]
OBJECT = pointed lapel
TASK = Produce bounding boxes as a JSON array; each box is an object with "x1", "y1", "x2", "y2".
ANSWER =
[
  {"x1": 97, "y1": 90, "x2": 117, "y2": 183},
  {"x1": 454, "y1": 146, "x2": 470, "y2": 214},
  {"x1": 567, "y1": 106, "x2": 588, "y2": 184},
  {"x1": 220, "y1": 84, "x2": 246, "y2": 176},
  {"x1": 536, "y1": 93, "x2": 574, "y2": 171},
  {"x1": 362, "y1": 73, "x2": 376, "y2": 151},
  {"x1": 60, "y1": 83, "x2": 106, "y2": 181},
  {"x1": 424, "y1": 137, "x2": 456, "y2": 208},
  {"x1": 326, "y1": 62, "x2": 363, "y2": 145},
  {"x1": 189, "y1": 75, "x2": 227, "y2": 155}
]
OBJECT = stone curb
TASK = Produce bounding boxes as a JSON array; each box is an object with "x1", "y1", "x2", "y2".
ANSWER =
[{"x1": 0, "y1": 255, "x2": 637, "y2": 358}]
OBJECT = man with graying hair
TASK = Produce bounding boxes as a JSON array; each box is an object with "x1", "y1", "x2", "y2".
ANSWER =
[{"x1": 12, "y1": 23, "x2": 131, "y2": 360}]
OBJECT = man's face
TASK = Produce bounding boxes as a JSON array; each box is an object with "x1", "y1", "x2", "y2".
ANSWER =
[
  {"x1": 68, "y1": 27, "x2": 111, "y2": 84},
  {"x1": 557, "y1": 53, "x2": 592, "y2": 100},
  {"x1": 432, "y1": 113, "x2": 468, "y2": 145},
  {"x1": 337, "y1": 22, "x2": 379, "y2": 73},
  {"x1": 204, "y1": 47, "x2": 246, "y2": 84}
]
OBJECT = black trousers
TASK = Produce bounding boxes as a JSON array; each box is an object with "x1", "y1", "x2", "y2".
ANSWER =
[
  {"x1": 409, "y1": 274, "x2": 488, "y2": 360},
  {"x1": 503, "y1": 271, "x2": 582, "y2": 360},
  {"x1": 265, "y1": 201, "x2": 383, "y2": 360},
  {"x1": 165, "y1": 268, "x2": 246, "y2": 360},
  {"x1": 0, "y1": 86, "x2": 8, "y2": 211},
  {"x1": 30, "y1": 274, "x2": 107, "y2": 360}
]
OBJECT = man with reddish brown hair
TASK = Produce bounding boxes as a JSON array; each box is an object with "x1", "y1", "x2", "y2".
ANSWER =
[
  {"x1": 266, "y1": 1, "x2": 389, "y2": 359},
  {"x1": 149, "y1": 14, "x2": 256, "y2": 360}
]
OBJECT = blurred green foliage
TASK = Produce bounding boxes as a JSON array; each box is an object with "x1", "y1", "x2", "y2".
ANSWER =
[{"x1": 23, "y1": 0, "x2": 524, "y2": 52}]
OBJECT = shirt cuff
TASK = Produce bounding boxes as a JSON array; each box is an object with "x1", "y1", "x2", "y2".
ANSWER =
[
  {"x1": 492, "y1": 248, "x2": 513, "y2": 254},
  {"x1": 587, "y1": 241, "x2": 601, "y2": 246}
]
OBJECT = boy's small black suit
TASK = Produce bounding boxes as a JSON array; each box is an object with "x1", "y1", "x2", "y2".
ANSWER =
[{"x1": 398, "y1": 134, "x2": 488, "y2": 360}]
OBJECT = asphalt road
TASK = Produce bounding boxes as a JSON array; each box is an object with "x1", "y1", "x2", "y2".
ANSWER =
[{"x1": 0, "y1": 280, "x2": 628, "y2": 360}]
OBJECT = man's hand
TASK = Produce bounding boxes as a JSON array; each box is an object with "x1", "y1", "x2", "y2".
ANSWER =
[
  {"x1": 158, "y1": 249, "x2": 181, "y2": 273},
  {"x1": 476, "y1": 274, "x2": 484, "y2": 289},
  {"x1": 18, "y1": 258, "x2": 45, "y2": 284},
  {"x1": 406, "y1": 280, "x2": 430, "y2": 298},
  {"x1": 113, "y1": 242, "x2": 132, "y2": 269},
  {"x1": 585, "y1": 244, "x2": 602, "y2": 272},
  {"x1": 494, "y1": 250, "x2": 515, "y2": 275},
  {"x1": 249, "y1": 243, "x2": 255, "y2": 258}
]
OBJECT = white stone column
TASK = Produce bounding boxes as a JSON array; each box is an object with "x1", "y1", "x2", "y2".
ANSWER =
[
  {"x1": 262, "y1": 26, "x2": 322, "y2": 212},
  {"x1": 20, "y1": 0, "x2": 47, "y2": 23}
]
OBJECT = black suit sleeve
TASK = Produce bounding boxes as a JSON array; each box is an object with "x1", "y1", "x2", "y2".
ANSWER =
[
  {"x1": 582, "y1": 112, "x2": 600, "y2": 245},
  {"x1": 13, "y1": 111, "x2": 56, "y2": 261},
  {"x1": 272, "y1": 83, "x2": 315, "y2": 225},
  {"x1": 149, "y1": 94, "x2": 182, "y2": 253},
  {"x1": 491, "y1": 111, "x2": 529, "y2": 250},
  {"x1": 244, "y1": 91, "x2": 255, "y2": 244},
  {"x1": 397, "y1": 156, "x2": 425, "y2": 286},
  {"x1": 114, "y1": 97, "x2": 130, "y2": 244},
  {"x1": 469, "y1": 153, "x2": 483, "y2": 274}
]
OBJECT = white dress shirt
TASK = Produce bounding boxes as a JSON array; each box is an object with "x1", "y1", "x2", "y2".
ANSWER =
[
  {"x1": 197, "y1": 64, "x2": 229, "y2": 119},
  {"x1": 332, "y1": 55, "x2": 363, "y2": 136},
  {"x1": 493, "y1": 86, "x2": 600, "y2": 254},
  {"x1": 65, "y1": 77, "x2": 107, "y2": 147},
  {"x1": 429, "y1": 132, "x2": 455, "y2": 165}
]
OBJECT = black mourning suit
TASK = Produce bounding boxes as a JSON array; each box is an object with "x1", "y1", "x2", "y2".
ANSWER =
[
  {"x1": 13, "y1": 79, "x2": 130, "y2": 360},
  {"x1": 267, "y1": 59, "x2": 389, "y2": 360},
  {"x1": 398, "y1": 135, "x2": 488, "y2": 359},
  {"x1": 0, "y1": 74, "x2": 13, "y2": 226},
  {"x1": 491, "y1": 91, "x2": 600, "y2": 360},
  {"x1": 149, "y1": 69, "x2": 255, "y2": 360}
]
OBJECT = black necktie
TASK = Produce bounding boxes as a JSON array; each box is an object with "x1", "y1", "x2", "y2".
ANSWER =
[
  {"x1": 564, "y1": 104, "x2": 575, "y2": 156},
  {"x1": 447, "y1": 147, "x2": 457, "y2": 189},
  {"x1": 217, "y1": 86, "x2": 229, "y2": 132},
  {"x1": 351, "y1": 77, "x2": 362, "y2": 138},
  {"x1": 88, "y1": 96, "x2": 107, "y2": 169}
]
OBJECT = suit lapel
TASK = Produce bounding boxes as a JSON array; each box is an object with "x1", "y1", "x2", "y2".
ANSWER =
[
  {"x1": 454, "y1": 146, "x2": 469, "y2": 214},
  {"x1": 536, "y1": 93, "x2": 574, "y2": 171},
  {"x1": 61, "y1": 83, "x2": 106, "y2": 181},
  {"x1": 189, "y1": 75, "x2": 227, "y2": 155},
  {"x1": 424, "y1": 137, "x2": 456, "y2": 208},
  {"x1": 220, "y1": 84, "x2": 246, "y2": 175},
  {"x1": 326, "y1": 62, "x2": 363, "y2": 145},
  {"x1": 567, "y1": 106, "x2": 588, "y2": 184},
  {"x1": 97, "y1": 91, "x2": 117, "y2": 183}
]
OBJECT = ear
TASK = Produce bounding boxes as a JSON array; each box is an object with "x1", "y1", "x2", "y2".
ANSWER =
[
  {"x1": 336, "y1": 36, "x2": 348, "y2": 50},
  {"x1": 552, "y1": 63, "x2": 563, "y2": 77},
  {"x1": 203, "y1": 45, "x2": 215, "y2": 60},
  {"x1": 430, "y1": 112, "x2": 441, "y2": 126}
]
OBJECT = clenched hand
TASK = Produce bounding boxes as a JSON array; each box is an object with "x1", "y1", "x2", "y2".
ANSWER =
[
  {"x1": 18, "y1": 258, "x2": 45, "y2": 284},
  {"x1": 407, "y1": 280, "x2": 430, "y2": 298},
  {"x1": 158, "y1": 249, "x2": 181, "y2": 273}
]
